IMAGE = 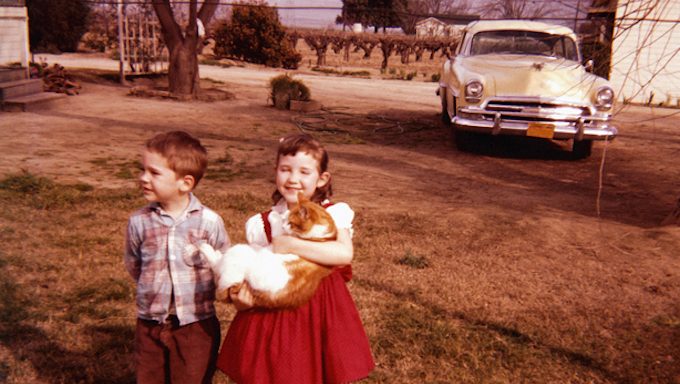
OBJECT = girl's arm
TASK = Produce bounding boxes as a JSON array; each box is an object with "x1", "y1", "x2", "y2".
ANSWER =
[{"x1": 271, "y1": 227, "x2": 354, "y2": 266}]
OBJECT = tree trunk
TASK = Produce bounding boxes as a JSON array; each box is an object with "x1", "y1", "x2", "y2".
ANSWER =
[
  {"x1": 167, "y1": 37, "x2": 199, "y2": 96},
  {"x1": 153, "y1": 0, "x2": 218, "y2": 99}
]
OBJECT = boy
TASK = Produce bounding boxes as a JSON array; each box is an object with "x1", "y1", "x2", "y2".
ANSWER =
[{"x1": 124, "y1": 131, "x2": 230, "y2": 384}]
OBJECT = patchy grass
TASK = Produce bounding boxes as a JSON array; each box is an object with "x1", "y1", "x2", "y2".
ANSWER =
[
  {"x1": 311, "y1": 66, "x2": 372, "y2": 77},
  {"x1": 1, "y1": 149, "x2": 679, "y2": 384},
  {"x1": 396, "y1": 250, "x2": 430, "y2": 269}
]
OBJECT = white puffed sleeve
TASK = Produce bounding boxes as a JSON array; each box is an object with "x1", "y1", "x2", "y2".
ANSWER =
[
  {"x1": 326, "y1": 202, "x2": 355, "y2": 237},
  {"x1": 245, "y1": 213, "x2": 269, "y2": 247}
]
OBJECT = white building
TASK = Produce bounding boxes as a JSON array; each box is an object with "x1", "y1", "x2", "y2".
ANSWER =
[
  {"x1": 610, "y1": 0, "x2": 680, "y2": 106},
  {"x1": 415, "y1": 17, "x2": 468, "y2": 38},
  {"x1": 0, "y1": 0, "x2": 30, "y2": 68}
]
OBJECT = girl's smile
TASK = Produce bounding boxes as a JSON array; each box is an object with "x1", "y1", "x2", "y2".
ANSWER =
[{"x1": 276, "y1": 151, "x2": 329, "y2": 209}]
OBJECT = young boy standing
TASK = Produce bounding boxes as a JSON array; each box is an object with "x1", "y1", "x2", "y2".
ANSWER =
[{"x1": 124, "y1": 131, "x2": 230, "y2": 384}]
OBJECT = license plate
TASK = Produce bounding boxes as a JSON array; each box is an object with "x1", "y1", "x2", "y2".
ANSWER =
[{"x1": 527, "y1": 123, "x2": 555, "y2": 139}]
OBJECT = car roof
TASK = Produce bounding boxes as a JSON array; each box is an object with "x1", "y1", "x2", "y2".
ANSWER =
[{"x1": 464, "y1": 20, "x2": 577, "y2": 38}]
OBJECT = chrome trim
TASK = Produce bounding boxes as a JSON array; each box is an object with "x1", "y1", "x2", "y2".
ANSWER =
[
  {"x1": 453, "y1": 105, "x2": 617, "y2": 141},
  {"x1": 492, "y1": 113, "x2": 501, "y2": 135},
  {"x1": 464, "y1": 80, "x2": 483, "y2": 103},
  {"x1": 594, "y1": 85, "x2": 614, "y2": 111}
]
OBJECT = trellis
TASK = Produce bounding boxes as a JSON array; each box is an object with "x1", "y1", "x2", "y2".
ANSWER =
[{"x1": 116, "y1": 2, "x2": 167, "y2": 81}]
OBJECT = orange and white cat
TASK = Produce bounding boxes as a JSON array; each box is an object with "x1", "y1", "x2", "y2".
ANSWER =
[{"x1": 200, "y1": 193, "x2": 337, "y2": 309}]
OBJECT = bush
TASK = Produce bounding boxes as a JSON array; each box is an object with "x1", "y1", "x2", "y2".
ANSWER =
[
  {"x1": 27, "y1": 0, "x2": 90, "y2": 53},
  {"x1": 269, "y1": 74, "x2": 310, "y2": 109},
  {"x1": 213, "y1": 1, "x2": 301, "y2": 69}
]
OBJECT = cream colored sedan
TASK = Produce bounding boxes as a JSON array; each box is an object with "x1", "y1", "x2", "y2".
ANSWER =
[{"x1": 438, "y1": 20, "x2": 617, "y2": 159}]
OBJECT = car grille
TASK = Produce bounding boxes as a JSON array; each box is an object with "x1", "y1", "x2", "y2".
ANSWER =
[{"x1": 484, "y1": 99, "x2": 592, "y2": 121}]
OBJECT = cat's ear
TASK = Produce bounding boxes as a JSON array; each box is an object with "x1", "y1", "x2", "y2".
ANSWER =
[{"x1": 297, "y1": 191, "x2": 310, "y2": 203}]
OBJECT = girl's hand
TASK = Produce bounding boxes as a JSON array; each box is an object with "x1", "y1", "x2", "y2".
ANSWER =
[
  {"x1": 271, "y1": 235, "x2": 297, "y2": 254},
  {"x1": 230, "y1": 283, "x2": 254, "y2": 311},
  {"x1": 271, "y1": 228, "x2": 354, "y2": 266}
]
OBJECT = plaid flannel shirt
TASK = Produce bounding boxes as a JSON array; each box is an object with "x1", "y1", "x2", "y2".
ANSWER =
[{"x1": 124, "y1": 194, "x2": 230, "y2": 325}]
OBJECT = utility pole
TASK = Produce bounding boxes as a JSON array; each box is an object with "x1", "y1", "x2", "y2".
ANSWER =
[{"x1": 117, "y1": 0, "x2": 127, "y2": 85}]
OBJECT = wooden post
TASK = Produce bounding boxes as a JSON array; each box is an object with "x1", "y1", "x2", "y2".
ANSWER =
[{"x1": 117, "y1": 0, "x2": 127, "y2": 85}]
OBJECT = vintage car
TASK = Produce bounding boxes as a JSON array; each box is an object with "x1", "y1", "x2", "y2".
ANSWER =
[{"x1": 438, "y1": 20, "x2": 617, "y2": 158}]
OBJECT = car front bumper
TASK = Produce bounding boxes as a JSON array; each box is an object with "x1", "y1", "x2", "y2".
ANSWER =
[{"x1": 452, "y1": 106, "x2": 618, "y2": 141}]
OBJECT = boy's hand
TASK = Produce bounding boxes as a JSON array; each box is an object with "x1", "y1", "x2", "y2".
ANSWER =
[{"x1": 230, "y1": 283, "x2": 254, "y2": 311}]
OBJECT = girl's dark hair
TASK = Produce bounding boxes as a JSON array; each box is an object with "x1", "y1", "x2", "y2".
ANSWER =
[{"x1": 272, "y1": 133, "x2": 332, "y2": 204}]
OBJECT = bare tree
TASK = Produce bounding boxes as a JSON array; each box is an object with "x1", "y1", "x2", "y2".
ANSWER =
[
  {"x1": 475, "y1": 0, "x2": 555, "y2": 19},
  {"x1": 152, "y1": 0, "x2": 219, "y2": 97}
]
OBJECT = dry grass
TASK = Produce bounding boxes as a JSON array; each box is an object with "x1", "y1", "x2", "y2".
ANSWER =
[
  {"x1": 1, "y1": 169, "x2": 678, "y2": 383},
  {"x1": 0, "y1": 68, "x2": 679, "y2": 384}
]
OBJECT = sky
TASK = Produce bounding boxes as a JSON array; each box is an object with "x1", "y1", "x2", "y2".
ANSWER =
[
  {"x1": 269, "y1": 0, "x2": 344, "y2": 30},
  {"x1": 265, "y1": 0, "x2": 585, "y2": 30}
]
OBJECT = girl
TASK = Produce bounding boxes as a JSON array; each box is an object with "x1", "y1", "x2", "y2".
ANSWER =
[{"x1": 216, "y1": 133, "x2": 375, "y2": 383}]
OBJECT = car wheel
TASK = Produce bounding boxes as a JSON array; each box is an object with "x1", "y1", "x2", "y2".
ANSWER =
[
  {"x1": 440, "y1": 88, "x2": 451, "y2": 126},
  {"x1": 571, "y1": 140, "x2": 593, "y2": 159}
]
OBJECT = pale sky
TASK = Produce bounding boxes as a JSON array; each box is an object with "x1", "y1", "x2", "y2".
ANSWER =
[
  {"x1": 265, "y1": 0, "x2": 583, "y2": 30},
  {"x1": 269, "y1": 0, "x2": 344, "y2": 29}
]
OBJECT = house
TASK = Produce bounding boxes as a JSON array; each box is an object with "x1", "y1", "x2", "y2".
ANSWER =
[
  {"x1": 608, "y1": 0, "x2": 680, "y2": 106},
  {"x1": 415, "y1": 16, "x2": 478, "y2": 38},
  {"x1": 0, "y1": 0, "x2": 29, "y2": 68},
  {"x1": 581, "y1": 0, "x2": 616, "y2": 44},
  {"x1": 1, "y1": 0, "x2": 65, "y2": 111}
]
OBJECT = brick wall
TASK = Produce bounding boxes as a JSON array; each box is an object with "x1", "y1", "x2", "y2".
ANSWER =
[{"x1": 610, "y1": 0, "x2": 680, "y2": 106}]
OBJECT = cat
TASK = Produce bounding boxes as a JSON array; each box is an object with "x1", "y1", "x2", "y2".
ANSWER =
[{"x1": 200, "y1": 193, "x2": 337, "y2": 309}]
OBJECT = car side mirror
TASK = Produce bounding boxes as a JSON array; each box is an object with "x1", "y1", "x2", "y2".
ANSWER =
[{"x1": 584, "y1": 59, "x2": 594, "y2": 72}]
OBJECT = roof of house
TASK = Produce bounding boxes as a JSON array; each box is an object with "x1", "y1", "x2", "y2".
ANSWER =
[{"x1": 416, "y1": 17, "x2": 447, "y2": 27}]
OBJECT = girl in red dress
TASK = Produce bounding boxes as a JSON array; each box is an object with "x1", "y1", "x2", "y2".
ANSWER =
[{"x1": 216, "y1": 133, "x2": 374, "y2": 384}]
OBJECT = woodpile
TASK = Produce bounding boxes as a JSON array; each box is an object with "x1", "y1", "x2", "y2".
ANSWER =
[{"x1": 30, "y1": 62, "x2": 81, "y2": 95}]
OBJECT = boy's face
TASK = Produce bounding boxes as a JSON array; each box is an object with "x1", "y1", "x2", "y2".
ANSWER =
[
  {"x1": 140, "y1": 149, "x2": 191, "y2": 205},
  {"x1": 276, "y1": 151, "x2": 329, "y2": 209}
]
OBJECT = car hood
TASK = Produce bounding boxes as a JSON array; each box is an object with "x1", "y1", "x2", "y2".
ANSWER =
[{"x1": 459, "y1": 55, "x2": 597, "y2": 101}]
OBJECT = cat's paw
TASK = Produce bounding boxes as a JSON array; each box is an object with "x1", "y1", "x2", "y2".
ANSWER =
[{"x1": 199, "y1": 243, "x2": 221, "y2": 267}]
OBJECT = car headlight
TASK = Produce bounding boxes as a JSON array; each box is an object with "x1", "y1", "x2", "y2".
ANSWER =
[
  {"x1": 595, "y1": 86, "x2": 614, "y2": 110},
  {"x1": 465, "y1": 80, "x2": 483, "y2": 103}
]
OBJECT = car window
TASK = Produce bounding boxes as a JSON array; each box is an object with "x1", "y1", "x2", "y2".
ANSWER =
[{"x1": 470, "y1": 30, "x2": 578, "y2": 61}]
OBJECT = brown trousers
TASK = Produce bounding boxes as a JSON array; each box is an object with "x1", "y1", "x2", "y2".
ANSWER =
[{"x1": 135, "y1": 316, "x2": 220, "y2": 384}]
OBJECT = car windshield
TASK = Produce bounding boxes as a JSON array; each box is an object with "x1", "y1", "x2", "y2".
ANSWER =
[{"x1": 470, "y1": 30, "x2": 578, "y2": 61}]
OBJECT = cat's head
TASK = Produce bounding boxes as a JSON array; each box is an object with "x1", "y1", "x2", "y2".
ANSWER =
[{"x1": 285, "y1": 192, "x2": 337, "y2": 241}]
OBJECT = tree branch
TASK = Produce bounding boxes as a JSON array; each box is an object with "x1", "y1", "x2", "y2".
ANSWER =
[
  {"x1": 152, "y1": 0, "x2": 182, "y2": 48},
  {"x1": 198, "y1": 0, "x2": 219, "y2": 26}
]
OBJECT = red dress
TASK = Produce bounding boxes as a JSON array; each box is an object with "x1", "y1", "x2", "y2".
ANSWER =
[{"x1": 216, "y1": 208, "x2": 375, "y2": 384}]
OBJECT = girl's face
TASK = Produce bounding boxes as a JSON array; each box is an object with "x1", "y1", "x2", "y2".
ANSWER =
[{"x1": 276, "y1": 151, "x2": 329, "y2": 208}]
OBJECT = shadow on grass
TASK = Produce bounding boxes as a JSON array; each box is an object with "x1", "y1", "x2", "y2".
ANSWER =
[
  {"x1": 356, "y1": 277, "x2": 619, "y2": 383},
  {"x1": 0, "y1": 254, "x2": 135, "y2": 384}
]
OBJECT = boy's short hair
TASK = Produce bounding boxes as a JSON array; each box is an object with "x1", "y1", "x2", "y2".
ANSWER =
[{"x1": 146, "y1": 131, "x2": 208, "y2": 187}]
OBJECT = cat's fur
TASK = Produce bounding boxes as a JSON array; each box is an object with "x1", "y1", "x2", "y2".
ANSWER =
[{"x1": 200, "y1": 193, "x2": 337, "y2": 309}]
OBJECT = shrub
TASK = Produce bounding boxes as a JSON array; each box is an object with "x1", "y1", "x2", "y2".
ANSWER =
[
  {"x1": 27, "y1": 0, "x2": 90, "y2": 52},
  {"x1": 213, "y1": 1, "x2": 301, "y2": 69},
  {"x1": 269, "y1": 74, "x2": 310, "y2": 109}
]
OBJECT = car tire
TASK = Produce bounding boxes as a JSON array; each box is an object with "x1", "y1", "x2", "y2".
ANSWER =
[
  {"x1": 571, "y1": 140, "x2": 593, "y2": 159},
  {"x1": 440, "y1": 88, "x2": 451, "y2": 126}
]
